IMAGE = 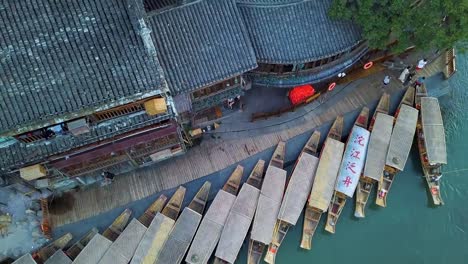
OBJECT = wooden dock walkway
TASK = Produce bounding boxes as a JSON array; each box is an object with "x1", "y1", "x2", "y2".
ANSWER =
[{"x1": 50, "y1": 59, "x2": 447, "y2": 227}]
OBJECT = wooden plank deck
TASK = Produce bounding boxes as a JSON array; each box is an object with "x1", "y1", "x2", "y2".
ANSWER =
[{"x1": 50, "y1": 64, "x2": 445, "y2": 227}]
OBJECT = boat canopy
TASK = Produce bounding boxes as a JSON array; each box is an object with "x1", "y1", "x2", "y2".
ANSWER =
[
  {"x1": 12, "y1": 254, "x2": 36, "y2": 264},
  {"x1": 158, "y1": 208, "x2": 203, "y2": 264},
  {"x1": 45, "y1": 251, "x2": 72, "y2": 264},
  {"x1": 73, "y1": 234, "x2": 112, "y2": 264},
  {"x1": 99, "y1": 219, "x2": 147, "y2": 264},
  {"x1": 251, "y1": 166, "x2": 287, "y2": 244},
  {"x1": 216, "y1": 184, "x2": 260, "y2": 264},
  {"x1": 131, "y1": 213, "x2": 175, "y2": 264},
  {"x1": 308, "y1": 138, "x2": 345, "y2": 211},
  {"x1": 363, "y1": 113, "x2": 394, "y2": 181},
  {"x1": 335, "y1": 126, "x2": 370, "y2": 197},
  {"x1": 278, "y1": 153, "x2": 319, "y2": 225},
  {"x1": 421, "y1": 97, "x2": 447, "y2": 164},
  {"x1": 186, "y1": 190, "x2": 236, "y2": 264},
  {"x1": 386, "y1": 104, "x2": 418, "y2": 171}
]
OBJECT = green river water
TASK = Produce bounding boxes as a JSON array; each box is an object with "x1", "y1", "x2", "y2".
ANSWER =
[{"x1": 236, "y1": 54, "x2": 468, "y2": 263}]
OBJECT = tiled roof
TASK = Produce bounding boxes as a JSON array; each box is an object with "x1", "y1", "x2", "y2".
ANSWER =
[
  {"x1": 146, "y1": 0, "x2": 257, "y2": 95},
  {"x1": 238, "y1": 0, "x2": 362, "y2": 64},
  {"x1": 237, "y1": 0, "x2": 303, "y2": 4},
  {"x1": 0, "y1": 0, "x2": 167, "y2": 133}
]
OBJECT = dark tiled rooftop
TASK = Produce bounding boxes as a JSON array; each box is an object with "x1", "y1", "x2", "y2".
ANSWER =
[
  {"x1": 238, "y1": 0, "x2": 362, "y2": 64},
  {"x1": 146, "y1": 0, "x2": 257, "y2": 95},
  {"x1": 237, "y1": 0, "x2": 303, "y2": 4},
  {"x1": 0, "y1": 0, "x2": 166, "y2": 133}
]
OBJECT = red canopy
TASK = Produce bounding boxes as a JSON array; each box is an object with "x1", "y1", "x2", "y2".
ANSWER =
[{"x1": 289, "y1": 84, "x2": 315, "y2": 105}]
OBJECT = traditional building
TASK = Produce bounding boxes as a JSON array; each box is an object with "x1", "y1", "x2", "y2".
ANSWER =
[{"x1": 0, "y1": 0, "x2": 366, "y2": 193}]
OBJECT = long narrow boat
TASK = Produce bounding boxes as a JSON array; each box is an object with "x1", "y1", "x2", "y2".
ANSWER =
[
  {"x1": 376, "y1": 103, "x2": 418, "y2": 207},
  {"x1": 138, "y1": 194, "x2": 168, "y2": 227},
  {"x1": 131, "y1": 186, "x2": 185, "y2": 264},
  {"x1": 157, "y1": 181, "x2": 211, "y2": 264},
  {"x1": 98, "y1": 218, "x2": 147, "y2": 264},
  {"x1": 72, "y1": 234, "x2": 112, "y2": 264},
  {"x1": 415, "y1": 84, "x2": 428, "y2": 110},
  {"x1": 355, "y1": 94, "x2": 393, "y2": 218},
  {"x1": 417, "y1": 97, "x2": 447, "y2": 205},
  {"x1": 265, "y1": 132, "x2": 321, "y2": 263},
  {"x1": 102, "y1": 208, "x2": 132, "y2": 242},
  {"x1": 393, "y1": 86, "x2": 415, "y2": 122},
  {"x1": 65, "y1": 228, "x2": 99, "y2": 260},
  {"x1": 300, "y1": 117, "x2": 345, "y2": 249},
  {"x1": 186, "y1": 165, "x2": 244, "y2": 264},
  {"x1": 44, "y1": 250, "x2": 72, "y2": 264},
  {"x1": 325, "y1": 108, "x2": 370, "y2": 233},
  {"x1": 33, "y1": 232, "x2": 73, "y2": 263},
  {"x1": 214, "y1": 160, "x2": 266, "y2": 264},
  {"x1": 248, "y1": 142, "x2": 287, "y2": 264}
]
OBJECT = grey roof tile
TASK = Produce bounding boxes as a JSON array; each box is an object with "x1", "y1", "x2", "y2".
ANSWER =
[
  {"x1": 0, "y1": 0, "x2": 166, "y2": 133},
  {"x1": 237, "y1": 0, "x2": 362, "y2": 64},
  {"x1": 146, "y1": 0, "x2": 257, "y2": 95}
]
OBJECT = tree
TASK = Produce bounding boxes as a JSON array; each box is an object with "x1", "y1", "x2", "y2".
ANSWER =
[{"x1": 329, "y1": 0, "x2": 468, "y2": 53}]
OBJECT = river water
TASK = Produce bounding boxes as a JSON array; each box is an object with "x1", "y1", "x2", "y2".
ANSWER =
[
  {"x1": 50, "y1": 55, "x2": 468, "y2": 263},
  {"x1": 237, "y1": 55, "x2": 468, "y2": 263}
]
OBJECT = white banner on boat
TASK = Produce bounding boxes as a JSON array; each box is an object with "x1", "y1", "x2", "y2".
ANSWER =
[{"x1": 335, "y1": 126, "x2": 370, "y2": 198}]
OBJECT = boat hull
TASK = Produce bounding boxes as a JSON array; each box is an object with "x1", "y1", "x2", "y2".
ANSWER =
[
  {"x1": 300, "y1": 207, "x2": 322, "y2": 250},
  {"x1": 325, "y1": 192, "x2": 346, "y2": 234},
  {"x1": 375, "y1": 166, "x2": 398, "y2": 207},
  {"x1": 354, "y1": 177, "x2": 375, "y2": 218},
  {"x1": 248, "y1": 240, "x2": 266, "y2": 264},
  {"x1": 264, "y1": 221, "x2": 290, "y2": 264}
]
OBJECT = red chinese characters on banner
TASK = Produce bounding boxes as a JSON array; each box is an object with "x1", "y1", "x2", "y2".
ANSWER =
[
  {"x1": 342, "y1": 176, "x2": 353, "y2": 187},
  {"x1": 350, "y1": 148, "x2": 361, "y2": 159},
  {"x1": 345, "y1": 161, "x2": 357, "y2": 174},
  {"x1": 354, "y1": 134, "x2": 365, "y2": 146}
]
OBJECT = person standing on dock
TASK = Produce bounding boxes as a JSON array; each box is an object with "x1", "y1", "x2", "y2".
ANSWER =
[
  {"x1": 398, "y1": 66, "x2": 411, "y2": 83},
  {"x1": 415, "y1": 76, "x2": 426, "y2": 86},
  {"x1": 383, "y1": 75, "x2": 391, "y2": 86},
  {"x1": 416, "y1": 59, "x2": 428, "y2": 70}
]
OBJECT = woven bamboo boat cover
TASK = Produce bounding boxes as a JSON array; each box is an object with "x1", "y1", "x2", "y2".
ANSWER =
[
  {"x1": 186, "y1": 190, "x2": 236, "y2": 264},
  {"x1": 130, "y1": 213, "x2": 174, "y2": 264},
  {"x1": 72, "y1": 234, "x2": 111, "y2": 264},
  {"x1": 363, "y1": 113, "x2": 394, "y2": 181},
  {"x1": 278, "y1": 153, "x2": 319, "y2": 225},
  {"x1": 215, "y1": 184, "x2": 260, "y2": 263},
  {"x1": 421, "y1": 97, "x2": 447, "y2": 164},
  {"x1": 99, "y1": 219, "x2": 147, "y2": 264},
  {"x1": 251, "y1": 166, "x2": 287, "y2": 244},
  {"x1": 308, "y1": 139, "x2": 345, "y2": 211},
  {"x1": 386, "y1": 105, "x2": 418, "y2": 170},
  {"x1": 157, "y1": 208, "x2": 203, "y2": 264},
  {"x1": 44, "y1": 251, "x2": 72, "y2": 264}
]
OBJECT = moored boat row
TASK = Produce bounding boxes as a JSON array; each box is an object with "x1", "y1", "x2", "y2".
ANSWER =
[{"x1": 13, "y1": 87, "x2": 447, "y2": 264}]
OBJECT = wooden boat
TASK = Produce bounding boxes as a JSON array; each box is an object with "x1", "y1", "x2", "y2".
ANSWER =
[
  {"x1": 72, "y1": 234, "x2": 112, "y2": 264},
  {"x1": 394, "y1": 86, "x2": 415, "y2": 122},
  {"x1": 102, "y1": 208, "x2": 132, "y2": 242},
  {"x1": 44, "y1": 250, "x2": 72, "y2": 264},
  {"x1": 98, "y1": 218, "x2": 147, "y2": 264},
  {"x1": 12, "y1": 254, "x2": 36, "y2": 264},
  {"x1": 33, "y1": 232, "x2": 73, "y2": 263},
  {"x1": 265, "y1": 132, "x2": 321, "y2": 263},
  {"x1": 131, "y1": 186, "x2": 185, "y2": 264},
  {"x1": 416, "y1": 97, "x2": 447, "y2": 205},
  {"x1": 65, "y1": 228, "x2": 99, "y2": 260},
  {"x1": 415, "y1": 84, "x2": 428, "y2": 110},
  {"x1": 325, "y1": 107, "x2": 370, "y2": 233},
  {"x1": 138, "y1": 194, "x2": 168, "y2": 227},
  {"x1": 248, "y1": 142, "x2": 287, "y2": 264},
  {"x1": 157, "y1": 182, "x2": 211, "y2": 264},
  {"x1": 301, "y1": 116, "x2": 345, "y2": 249},
  {"x1": 214, "y1": 160, "x2": 265, "y2": 264},
  {"x1": 186, "y1": 165, "x2": 244, "y2": 264},
  {"x1": 376, "y1": 103, "x2": 418, "y2": 207},
  {"x1": 355, "y1": 94, "x2": 393, "y2": 218}
]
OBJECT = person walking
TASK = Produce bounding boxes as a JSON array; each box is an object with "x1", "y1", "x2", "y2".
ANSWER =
[
  {"x1": 416, "y1": 58, "x2": 428, "y2": 70},
  {"x1": 398, "y1": 66, "x2": 411, "y2": 83},
  {"x1": 383, "y1": 75, "x2": 391, "y2": 86}
]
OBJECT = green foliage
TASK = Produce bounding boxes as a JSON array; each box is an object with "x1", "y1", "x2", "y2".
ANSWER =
[{"x1": 329, "y1": 0, "x2": 468, "y2": 52}]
